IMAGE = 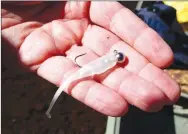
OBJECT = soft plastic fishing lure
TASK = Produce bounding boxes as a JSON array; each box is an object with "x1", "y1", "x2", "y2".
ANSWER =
[{"x1": 46, "y1": 50, "x2": 126, "y2": 118}]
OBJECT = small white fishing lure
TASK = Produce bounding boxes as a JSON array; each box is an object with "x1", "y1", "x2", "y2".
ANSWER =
[{"x1": 46, "y1": 50, "x2": 126, "y2": 118}]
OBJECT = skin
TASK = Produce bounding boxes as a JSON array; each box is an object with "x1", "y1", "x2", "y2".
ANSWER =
[{"x1": 2, "y1": 1, "x2": 180, "y2": 117}]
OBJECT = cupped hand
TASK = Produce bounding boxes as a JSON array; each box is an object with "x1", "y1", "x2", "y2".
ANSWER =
[{"x1": 2, "y1": 1, "x2": 180, "y2": 116}]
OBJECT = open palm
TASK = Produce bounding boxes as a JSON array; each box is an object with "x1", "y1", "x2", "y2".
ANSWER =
[{"x1": 2, "y1": 1, "x2": 180, "y2": 116}]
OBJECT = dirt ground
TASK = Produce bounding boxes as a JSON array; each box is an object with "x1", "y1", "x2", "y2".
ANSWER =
[{"x1": 2, "y1": 65, "x2": 107, "y2": 134}]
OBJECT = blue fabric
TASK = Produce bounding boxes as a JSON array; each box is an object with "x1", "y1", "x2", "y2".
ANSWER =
[{"x1": 135, "y1": 2, "x2": 188, "y2": 69}]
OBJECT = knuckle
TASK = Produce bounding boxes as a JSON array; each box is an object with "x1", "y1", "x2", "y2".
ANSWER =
[
  {"x1": 139, "y1": 90, "x2": 165, "y2": 112},
  {"x1": 169, "y1": 80, "x2": 181, "y2": 103}
]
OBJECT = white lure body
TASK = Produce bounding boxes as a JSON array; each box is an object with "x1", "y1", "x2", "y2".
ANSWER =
[{"x1": 46, "y1": 50, "x2": 125, "y2": 118}]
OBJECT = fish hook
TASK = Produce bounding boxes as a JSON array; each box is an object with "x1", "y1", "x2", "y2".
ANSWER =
[{"x1": 74, "y1": 53, "x2": 87, "y2": 67}]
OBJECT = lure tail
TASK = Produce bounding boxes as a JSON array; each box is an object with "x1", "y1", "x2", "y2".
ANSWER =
[
  {"x1": 45, "y1": 69, "x2": 90, "y2": 118},
  {"x1": 45, "y1": 85, "x2": 66, "y2": 118},
  {"x1": 45, "y1": 74, "x2": 76, "y2": 118}
]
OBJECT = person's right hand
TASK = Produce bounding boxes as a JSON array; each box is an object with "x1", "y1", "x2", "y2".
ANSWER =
[{"x1": 2, "y1": 1, "x2": 180, "y2": 116}]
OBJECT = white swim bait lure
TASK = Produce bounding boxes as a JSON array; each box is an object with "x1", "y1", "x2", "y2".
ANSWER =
[{"x1": 46, "y1": 50, "x2": 126, "y2": 118}]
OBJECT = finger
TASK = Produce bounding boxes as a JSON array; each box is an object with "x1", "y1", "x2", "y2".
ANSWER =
[
  {"x1": 18, "y1": 19, "x2": 88, "y2": 69},
  {"x1": 2, "y1": 22, "x2": 42, "y2": 48},
  {"x1": 90, "y1": 1, "x2": 174, "y2": 68},
  {"x1": 42, "y1": 18, "x2": 88, "y2": 53},
  {"x1": 37, "y1": 56, "x2": 128, "y2": 116},
  {"x1": 138, "y1": 63, "x2": 181, "y2": 103},
  {"x1": 37, "y1": 56, "x2": 76, "y2": 85},
  {"x1": 118, "y1": 71, "x2": 166, "y2": 112},
  {"x1": 70, "y1": 79, "x2": 128, "y2": 116},
  {"x1": 64, "y1": 1, "x2": 90, "y2": 19},
  {"x1": 66, "y1": 45, "x2": 166, "y2": 112}
]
